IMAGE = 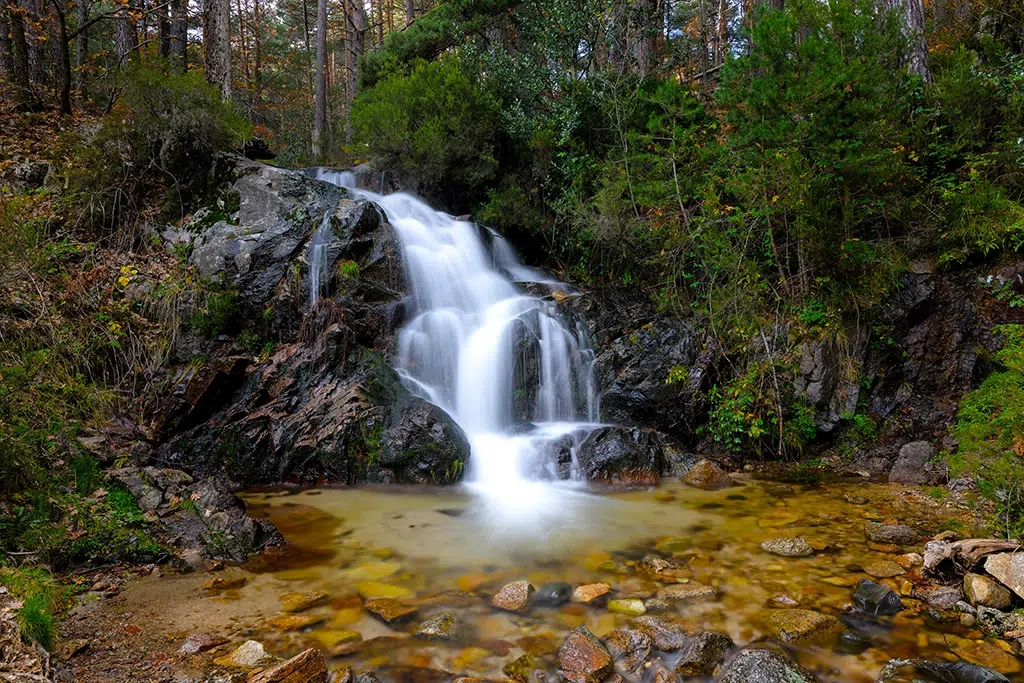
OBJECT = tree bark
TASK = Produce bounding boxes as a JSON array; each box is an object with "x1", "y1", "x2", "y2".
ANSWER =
[
  {"x1": 204, "y1": 0, "x2": 231, "y2": 98},
  {"x1": 114, "y1": 0, "x2": 138, "y2": 65},
  {"x1": 884, "y1": 0, "x2": 931, "y2": 82},
  {"x1": 75, "y1": 0, "x2": 87, "y2": 95},
  {"x1": 6, "y1": 0, "x2": 33, "y2": 103},
  {"x1": 157, "y1": 0, "x2": 170, "y2": 57},
  {"x1": 403, "y1": 0, "x2": 413, "y2": 25},
  {"x1": 0, "y1": 9, "x2": 14, "y2": 98},
  {"x1": 343, "y1": 0, "x2": 365, "y2": 142},
  {"x1": 312, "y1": 0, "x2": 326, "y2": 159},
  {"x1": 24, "y1": 0, "x2": 45, "y2": 85},
  {"x1": 252, "y1": 0, "x2": 260, "y2": 83},
  {"x1": 50, "y1": 0, "x2": 71, "y2": 113},
  {"x1": 609, "y1": 0, "x2": 627, "y2": 72},
  {"x1": 170, "y1": 0, "x2": 186, "y2": 71},
  {"x1": 629, "y1": 0, "x2": 658, "y2": 76}
]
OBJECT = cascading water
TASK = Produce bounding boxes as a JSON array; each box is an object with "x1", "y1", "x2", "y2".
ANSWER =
[{"x1": 315, "y1": 169, "x2": 601, "y2": 518}]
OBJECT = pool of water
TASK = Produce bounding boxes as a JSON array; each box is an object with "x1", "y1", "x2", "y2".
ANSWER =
[{"x1": 224, "y1": 478, "x2": 1018, "y2": 682}]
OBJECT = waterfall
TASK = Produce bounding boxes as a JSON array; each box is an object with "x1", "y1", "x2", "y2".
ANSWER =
[{"x1": 314, "y1": 168, "x2": 600, "y2": 503}]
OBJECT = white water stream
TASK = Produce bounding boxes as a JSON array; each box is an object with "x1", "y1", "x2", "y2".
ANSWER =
[{"x1": 313, "y1": 169, "x2": 601, "y2": 518}]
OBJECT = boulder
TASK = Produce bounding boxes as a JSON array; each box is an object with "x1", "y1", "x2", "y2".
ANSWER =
[
  {"x1": 558, "y1": 627, "x2": 614, "y2": 683},
  {"x1": 214, "y1": 640, "x2": 277, "y2": 669},
  {"x1": 682, "y1": 459, "x2": 732, "y2": 490},
  {"x1": 792, "y1": 334, "x2": 865, "y2": 434},
  {"x1": 248, "y1": 648, "x2": 327, "y2": 683},
  {"x1": 532, "y1": 582, "x2": 572, "y2": 607},
  {"x1": 964, "y1": 573, "x2": 1012, "y2": 609},
  {"x1": 716, "y1": 648, "x2": 821, "y2": 683},
  {"x1": 760, "y1": 538, "x2": 814, "y2": 558},
  {"x1": 575, "y1": 426, "x2": 663, "y2": 484},
  {"x1": 984, "y1": 553, "x2": 1024, "y2": 601},
  {"x1": 757, "y1": 609, "x2": 844, "y2": 644},
  {"x1": 633, "y1": 616, "x2": 689, "y2": 651},
  {"x1": 573, "y1": 583, "x2": 610, "y2": 604},
  {"x1": 674, "y1": 632, "x2": 734, "y2": 677},
  {"x1": 889, "y1": 441, "x2": 937, "y2": 484},
  {"x1": 492, "y1": 581, "x2": 533, "y2": 613},
  {"x1": 852, "y1": 579, "x2": 903, "y2": 616},
  {"x1": 603, "y1": 629, "x2": 652, "y2": 676},
  {"x1": 373, "y1": 396, "x2": 470, "y2": 484},
  {"x1": 865, "y1": 522, "x2": 919, "y2": 546}
]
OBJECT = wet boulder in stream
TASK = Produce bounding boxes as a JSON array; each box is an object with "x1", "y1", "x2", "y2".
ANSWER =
[
  {"x1": 575, "y1": 426, "x2": 663, "y2": 484},
  {"x1": 374, "y1": 396, "x2": 470, "y2": 484},
  {"x1": 852, "y1": 579, "x2": 903, "y2": 616},
  {"x1": 716, "y1": 648, "x2": 822, "y2": 683}
]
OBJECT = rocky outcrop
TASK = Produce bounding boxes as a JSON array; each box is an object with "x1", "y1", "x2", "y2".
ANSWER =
[
  {"x1": 107, "y1": 467, "x2": 281, "y2": 562},
  {"x1": 574, "y1": 426, "x2": 663, "y2": 484}
]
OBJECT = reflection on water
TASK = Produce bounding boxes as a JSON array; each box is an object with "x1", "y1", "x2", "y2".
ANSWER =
[{"x1": 234, "y1": 479, "x2": 1015, "y2": 683}]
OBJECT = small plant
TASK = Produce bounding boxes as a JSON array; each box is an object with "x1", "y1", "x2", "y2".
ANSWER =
[
  {"x1": 337, "y1": 260, "x2": 360, "y2": 279},
  {"x1": 70, "y1": 455, "x2": 100, "y2": 495},
  {"x1": 18, "y1": 593, "x2": 55, "y2": 649}
]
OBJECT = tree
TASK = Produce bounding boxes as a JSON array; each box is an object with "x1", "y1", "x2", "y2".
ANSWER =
[
  {"x1": 170, "y1": 0, "x2": 187, "y2": 71},
  {"x1": 75, "y1": 0, "x2": 88, "y2": 95},
  {"x1": 0, "y1": 9, "x2": 13, "y2": 97},
  {"x1": 311, "y1": 0, "x2": 327, "y2": 158},
  {"x1": 404, "y1": 0, "x2": 414, "y2": 25},
  {"x1": 114, "y1": 0, "x2": 139, "y2": 64},
  {"x1": 158, "y1": 0, "x2": 171, "y2": 58},
  {"x1": 4, "y1": 0, "x2": 32, "y2": 104},
  {"x1": 204, "y1": 0, "x2": 232, "y2": 98},
  {"x1": 885, "y1": 0, "x2": 930, "y2": 82},
  {"x1": 343, "y1": 0, "x2": 366, "y2": 141}
]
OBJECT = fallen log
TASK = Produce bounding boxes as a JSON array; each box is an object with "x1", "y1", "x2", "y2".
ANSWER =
[{"x1": 923, "y1": 538, "x2": 1021, "y2": 578}]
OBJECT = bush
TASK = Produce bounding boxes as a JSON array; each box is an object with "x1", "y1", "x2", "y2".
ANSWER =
[
  {"x1": 66, "y1": 64, "x2": 251, "y2": 236},
  {"x1": 350, "y1": 55, "x2": 500, "y2": 206}
]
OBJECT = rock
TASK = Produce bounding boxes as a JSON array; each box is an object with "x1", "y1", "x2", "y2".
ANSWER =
[
  {"x1": 918, "y1": 585, "x2": 963, "y2": 609},
  {"x1": 492, "y1": 581, "x2": 533, "y2": 613},
  {"x1": 557, "y1": 627, "x2": 614, "y2": 683},
  {"x1": 413, "y1": 613, "x2": 456, "y2": 640},
  {"x1": 266, "y1": 614, "x2": 325, "y2": 631},
  {"x1": 572, "y1": 583, "x2": 610, "y2": 603},
  {"x1": 311, "y1": 630, "x2": 361, "y2": 649},
  {"x1": 281, "y1": 591, "x2": 328, "y2": 613},
  {"x1": 964, "y1": 573, "x2": 1013, "y2": 609},
  {"x1": 357, "y1": 582, "x2": 412, "y2": 599},
  {"x1": 889, "y1": 441, "x2": 937, "y2": 484},
  {"x1": 908, "y1": 661, "x2": 1010, "y2": 683},
  {"x1": 213, "y1": 640, "x2": 277, "y2": 669},
  {"x1": 633, "y1": 616, "x2": 689, "y2": 651},
  {"x1": 717, "y1": 648, "x2": 822, "y2": 683},
  {"x1": 373, "y1": 396, "x2": 471, "y2": 484},
  {"x1": 638, "y1": 555, "x2": 689, "y2": 581},
  {"x1": 248, "y1": 648, "x2": 327, "y2": 683},
  {"x1": 606, "y1": 599, "x2": 646, "y2": 616},
  {"x1": 852, "y1": 579, "x2": 903, "y2": 616},
  {"x1": 8, "y1": 159, "x2": 51, "y2": 190},
  {"x1": 865, "y1": 522, "x2": 919, "y2": 545},
  {"x1": 864, "y1": 560, "x2": 906, "y2": 578},
  {"x1": 532, "y1": 582, "x2": 572, "y2": 607},
  {"x1": 674, "y1": 632, "x2": 734, "y2": 677},
  {"x1": 55, "y1": 639, "x2": 90, "y2": 661},
  {"x1": 603, "y1": 629, "x2": 652, "y2": 676},
  {"x1": 793, "y1": 335, "x2": 865, "y2": 434},
  {"x1": 651, "y1": 662, "x2": 679, "y2": 683},
  {"x1": 503, "y1": 653, "x2": 535, "y2": 682},
  {"x1": 574, "y1": 427, "x2": 663, "y2": 485},
  {"x1": 656, "y1": 582, "x2": 717, "y2": 603},
  {"x1": 757, "y1": 609, "x2": 844, "y2": 644},
  {"x1": 976, "y1": 606, "x2": 1024, "y2": 638},
  {"x1": 364, "y1": 598, "x2": 417, "y2": 623},
  {"x1": 661, "y1": 447, "x2": 698, "y2": 477},
  {"x1": 682, "y1": 459, "x2": 732, "y2": 490},
  {"x1": 760, "y1": 538, "x2": 814, "y2": 557},
  {"x1": 984, "y1": 553, "x2": 1024, "y2": 600},
  {"x1": 770, "y1": 594, "x2": 800, "y2": 607},
  {"x1": 897, "y1": 552, "x2": 924, "y2": 569}
]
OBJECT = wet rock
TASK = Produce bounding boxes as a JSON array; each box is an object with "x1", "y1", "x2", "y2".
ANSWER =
[
  {"x1": 976, "y1": 606, "x2": 1024, "y2": 638},
  {"x1": 835, "y1": 630, "x2": 870, "y2": 655},
  {"x1": 984, "y1": 553, "x2": 1024, "y2": 600},
  {"x1": 682, "y1": 459, "x2": 732, "y2": 490},
  {"x1": 897, "y1": 552, "x2": 923, "y2": 569},
  {"x1": 865, "y1": 522, "x2": 919, "y2": 546},
  {"x1": 503, "y1": 653, "x2": 535, "y2": 682},
  {"x1": 572, "y1": 583, "x2": 610, "y2": 603},
  {"x1": 575, "y1": 426, "x2": 664, "y2": 484},
  {"x1": 357, "y1": 581, "x2": 411, "y2": 599},
  {"x1": 633, "y1": 616, "x2": 689, "y2": 651},
  {"x1": 674, "y1": 631, "x2": 733, "y2": 676},
  {"x1": 413, "y1": 613, "x2": 456, "y2": 640},
  {"x1": 267, "y1": 614, "x2": 325, "y2": 631},
  {"x1": 492, "y1": 581, "x2": 533, "y2": 613},
  {"x1": 918, "y1": 585, "x2": 962, "y2": 610},
  {"x1": 213, "y1": 640, "x2": 277, "y2": 669},
  {"x1": 607, "y1": 599, "x2": 646, "y2": 616},
  {"x1": 964, "y1": 573, "x2": 1012, "y2": 609},
  {"x1": 312, "y1": 630, "x2": 361, "y2": 649},
  {"x1": 770, "y1": 594, "x2": 800, "y2": 607},
  {"x1": 364, "y1": 598, "x2": 417, "y2": 623},
  {"x1": 651, "y1": 662, "x2": 679, "y2": 683},
  {"x1": 533, "y1": 582, "x2": 572, "y2": 607},
  {"x1": 852, "y1": 579, "x2": 903, "y2": 616},
  {"x1": 281, "y1": 591, "x2": 328, "y2": 613},
  {"x1": 760, "y1": 537, "x2": 814, "y2": 558},
  {"x1": 793, "y1": 335, "x2": 865, "y2": 434},
  {"x1": 889, "y1": 441, "x2": 937, "y2": 484},
  {"x1": 656, "y1": 582, "x2": 717, "y2": 603},
  {"x1": 248, "y1": 648, "x2": 327, "y2": 683},
  {"x1": 716, "y1": 648, "x2": 822, "y2": 683},
  {"x1": 558, "y1": 626, "x2": 614, "y2": 683},
  {"x1": 864, "y1": 560, "x2": 906, "y2": 578},
  {"x1": 638, "y1": 554, "x2": 689, "y2": 581},
  {"x1": 373, "y1": 396, "x2": 471, "y2": 485},
  {"x1": 907, "y1": 660, "x2": 1011, "y2": 683},
  {"x1": 757, "y1": 609, "x2": 844, "y2": 644},
  {"x1": 603, "y1": 628, "x2": 652, "y2": 676}
]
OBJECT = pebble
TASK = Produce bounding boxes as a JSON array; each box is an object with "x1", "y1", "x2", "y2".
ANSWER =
[
  {"x1": 572, "y1": 583, "x2": 610, "y2": 603},
  {"x1": 760, "y1": 537, "x2": 814, "y2": 557},
  {"x1": 364, "y1": 598, "x2": 417, "y2": 623},
  {"x1": 606, "y1": 599, "x2": 646, "y2": 616},
  {"x1": 280, "y1": 591, "x2": 328, "y2": 613},
  {"x1": 492, "y1": 581, "x2": 533, "y2": 613}
]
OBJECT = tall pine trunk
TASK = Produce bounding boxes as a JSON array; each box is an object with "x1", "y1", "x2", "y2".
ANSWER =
[
  {"x1": 114, "y1": 0, "x2": 139, "y2": 65},
  {"x1": 311, "y1": 0, "x2": 327, "y2": 159},
  {"x1": 204, "y1": 0, "x2": 231, "y2": 99},
  {"x1": 170, "y1": 0, "x2": 187, "y2": 71},
  {"x1": 343, "y1": 0, "x2": 365, "y2": 143},
  {"x1": 885, "y1": 0, "x2": 930, "y2": 82},
  {"x1": 0, "y1": 9, "x2": 14, "y2": 99},
  {"x1": 50, "y1": 0, "x2": 71, "y2": 114},
  {"x1": 158, "y1": 0, "x2": 171, "y2": 58},
  {"x1": 404, "y1": 0, "x2": 413, "y2": 25},
  {"x1": 75, "y1": 0, "x2": 88, "y2": 95},
  {"x1": 7, "y1": 0, "x2": 33, "y2": 103},
  {"x1": 24, "y1": 0, "x2": 45, "y2": 85}
]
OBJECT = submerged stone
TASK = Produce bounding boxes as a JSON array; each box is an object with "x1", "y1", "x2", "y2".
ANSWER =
[
  {"x1": 266, "y1": 614, "x2": 325, "y2": 631},
  {"x1": 533, "y1": 582, "x2": 572, "y2": 607},
  {"x1": 413, "y1": 612, "x2": 457, "y2": 640},
  {"x1": 633, "y1": 616, "x2": 689, "y2": 651},
  {"x1": 280, "y1": 591, "x2": 328, "y2": 613},
  {"x1": 864, "y1": 560, "x2": 906, "y2": 578},
  {"x1": 758, "y1": 609, "x2": 844, "y2": 644},
  {"x1": 852, "y1": 579, "x2": 903, "y2": 616},
  {"x1": 364, "y1": 598, "x2": 417, "y2": 623},
  {"x1": 674, "y1": 631, "x2": 734, "y2": 676},
  {"x1": 312, "y1": 630, "x2": 361, "y2": 649},
  {"x1": 357, "y1": 581, "x2": 412, "y2": 599},
  {"x1": 865, "y1": 522, "x2": 919, "y2": 545},
  {"x1": 604, "y1": 628, "x2": 652, "y2": 676},
  {"x1": 656, "y1": 582, "x2": 717, "y2": 603},
  {"x1": 607, "y1": 599, "x2": 646, "y2": 616},
  {"x1": 638, "y1": 554, "x2": 689, "y2": 580},
  {"x1": 558, "y1": 626, "x2": 614, "y2": 683},
  {"x1": 760, "y1": 537, "x2": 814, "y2": 558},
  {"x1": 681, "y1": 459, "x2": 732, "y2": 490}
]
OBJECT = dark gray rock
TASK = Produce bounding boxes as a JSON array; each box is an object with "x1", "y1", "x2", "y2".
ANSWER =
[
  {"x1": 575, "y1": 426, "x2": 663, "y2": 485},
  {"x1": 865, "y1": 522, "x2": 920, "y2": 545},
  {"x1": 889, "y1": 441, "x2": 937, "y2": 484},
  {"x1": 674, "y1": 632, "x2": 734, "y2": 677},
  {"x1": 716, "y1": 648, "x2": 822, "y2": 683},
  {"x1": 6, "y1": 158, "x2": 51, "y2": 190},
  {"x1": 603, "y1": 628, "x2": 652, "y2": 676},
  {"x1": 633, "y1": 616, "x2": 689, "y2": 652},
  {"x1": 533, "y1": 582, "x2": 572, "y2": 607},
  {"x1": 852, "y1": 579, "x2": 903, "y2": 616},
  {"x1": 373, "y1": 396, "x2": 470, "y2": 485},
  {"x1": 793, "y1": 330, "x2": 866, "y2": 434},
  {"x1": 885, "y1": 661, "x2": 1011, "y2": 683}
]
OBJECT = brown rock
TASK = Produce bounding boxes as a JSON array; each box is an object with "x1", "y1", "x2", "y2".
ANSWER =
[
  {"x1": 985, "y1": 552, "x2": 1024, "y2": 600},
  {"x1": 674, "y1": 632, "x2": 734, "y2": 676},
  {"x1": 633, "y1": 616, "x2": 689, "y2": 651},
  {"x1": 203, "y1": 576, "x2": 247, "y2": 592},
  {"x1": 655, "y1": 582, "x2": 717, "y2": 603},
  {"x1": 572, "y1": 583, "x2": 610, "y2": 603},
  {"x1": 758, "y1": 609, "x2": 844, "y2": 644},
  {"x1": 247, "y1": 648, "x2": 327, "y2": 683},
  {"x1": 603, "y1": 629, "x2": 652, "y2": 676},
  {"x1": 266, "y1": 614, "x2": 325, "y2": 631},
  {"x1": 491, "y1": 581, "x2": 533, "y2": 613},
  {"x1": 180, "y1": 633, "x2": 229, "y2": 654},
  {"x1": 681, "y1": 459, "x2": 732, "y2": 490},
  {"x1": 638, "y1": 555, "x2": 689, "y2": 581},
  {"x1": 558, "y1": 627, "x2": 614, "y2": 683},
  {"x1": 364, "y1": 598, "x2": 417, "y2": 623},
  {"x1": 964, "y1": 573, "x2": 1013, "y2": 609},
  {"x1": 280, "y1": 591, "x2": 328, "y2": 613},
  {"x1": 55, "y1": 639, "x2": 90, "y2": 661},
  {"x1": 864, "y1": 522, "x2": 919, "y2": 545},
  {"x1": 864, "y1": 560, "x2": 906, "y2": 578}
]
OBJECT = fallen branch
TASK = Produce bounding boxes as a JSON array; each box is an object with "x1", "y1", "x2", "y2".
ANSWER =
[{"x1": 924, "y1": 538, "x2": 1021, "y2": 577}]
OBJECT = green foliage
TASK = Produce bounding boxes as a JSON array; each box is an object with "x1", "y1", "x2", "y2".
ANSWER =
[
  {"x1": 65, "y1": 63, "x2": 251, "y2": 234},
  {"x1": 336, "y1": 260, "x2": 360, "y2": 279},
  {"x1": 190, "y1": 291, "x2": 241, "y2": 338},
  {"x1": 951, "y1": 325, "x2": 1024, "y2": 538},
  {"x1": 0, "y1": 567, "x2": 69, "y2": 649},
  {"x1": 71, "y1": 455, "x2": 100, "y2": 495},
  {"x1": 351, "y1": 55, "x2": 501, "y2": 204}
]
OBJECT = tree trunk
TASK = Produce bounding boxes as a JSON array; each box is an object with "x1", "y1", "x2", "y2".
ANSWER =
[
  {"x1": 170, "y1": 0, "x2": 186, "y2": 71},
  {"x1": 609, "y1": 0, "x2": 627, "y2": 72},
  {"x1": 50, "y1": 0, "x2": 70, "y2": 114},
  {"x1": 75, "y1": 0, "x2": 87, "y2": 95},
  {"x1": 6, "y1": 0, "x2": 33, "y2": 103},
  {"x1": 403, "y1": 0, "x2": 413, "y2": 25},
  {"x1": 0, "y1": 9, "x2": 14, "y2": 98},
  {"x1": 343, "y1": 0, "x2": 365, "y2": 142},
  {"x1": 312, "y1": 0, "x2": 326, "y2": 159},
  {"x1": 252, "y1": 0, "x2": 261, "y2": 83},
  {"x1": 629, "y1": 0, "x2": 658, "y2": 76},
  {"x1": 375, "y1": 0, "x2": 382, "y2": 44},
  {"x1": 114, "y1": 0, "x2": 138, "y2": 65},
  {"x1": 157, "y1": 0, "x2": 170, "y2": 58},
  {"x1": 24, "y1": 0, "x2": 45, "y2": 85},
  {"x1": 885, "y1": 0, "x2": 931, "y2": 82},
  {"x1": 204, "y1": 0, "x2": 231, "y2": 98}
]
